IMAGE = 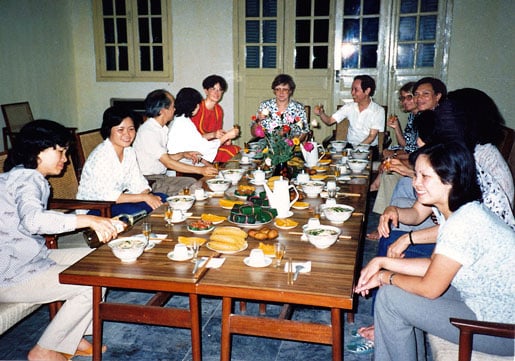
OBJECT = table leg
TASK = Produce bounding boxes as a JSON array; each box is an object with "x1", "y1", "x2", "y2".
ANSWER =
[
  {"x1": 331, "y1": 308, "x2": 342, "y2": 361},
  {"x1": 220, "y1": 297, "x2": 233, "y2": 361},
  {"x1": 92, "y1": 286, "x2": 103, "y2": 361},
  {"x1": 189, "y1": 294, "x2": 202, "y2": 361}
]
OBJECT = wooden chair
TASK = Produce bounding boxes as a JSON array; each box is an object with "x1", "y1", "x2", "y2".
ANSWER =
[
  {"x1": 74, "y1": 128, "x2": 103, "y2": 177},
  {"x1": 1, "y1": 101, "x2": 33, "y2": 151},
  {"x1": 498, "y1": 125, "x2": 515, "y2": 182},
  {"x1": 428, "y1": 318, "x2": 515, "y2": 361}
]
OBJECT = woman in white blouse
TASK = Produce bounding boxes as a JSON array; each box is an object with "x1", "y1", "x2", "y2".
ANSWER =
[
  {"x1": 77, "y1": 106, "x2": 167, "y2": 215},
  {"x1": 167, "y1": 87, "x2": 238, "y2": 165}
]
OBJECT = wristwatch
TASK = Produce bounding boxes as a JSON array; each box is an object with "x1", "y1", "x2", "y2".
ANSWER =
[{"x1": 393, "y1": 151, "x2": 398, "y2": 158}]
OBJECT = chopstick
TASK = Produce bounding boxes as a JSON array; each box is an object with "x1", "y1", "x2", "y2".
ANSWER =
[
  {"x1": 150, "y1": 214, "x2": 164, "y2": 218},
  {"x1": 149, "y1": 237, "x2": 174, "y2": 242},
  {"x1": 193, "y1": 252, "x2": 219, "y2": 279},
  {"x1": 337, "y1": 192, "x2": 361, "y2": 197},
  {"x1": 287, "y1": 257, "x2": 293, "y2": 285},
  {"x1": 287, "y1": 231, "x2": 351, "y2": 240}
]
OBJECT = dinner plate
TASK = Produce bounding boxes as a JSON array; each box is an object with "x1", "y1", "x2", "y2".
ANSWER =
[
  {"x1": 292, "y1": 202, "x2": 309, "y2": 210},
  {"x1": 206, "y1": 241, "x2": 248, "y2": 254},
  {"x1": 228, "y1": 219, "x2": 272, "y2": 229},
  {"x1": 169, "y1": 212, "x2": 192, "y2": 224},
  {"x1": 200, "y1": 214, "x2": 226, "y2": 225},
  {"x1": 187, "y1": 225, "x2": 215, "y2": 234},
  {"x1": 239, "y1": 160, "x2": 253, "y2": 166},
  {"x1": 310, "y1": 174, "x2": 327, "y2": 181},
  {"x1": 318, "y1": 159, "x2": 331, "y2": 165},
  {"x1": 243, "y1": 256, "x2": 272, "y2": 268},
  {"x1": 167, "y1": 250, "x2": 194, "y2": 262},
  {"x1": 249, "y1": 179, "x2": 266, "y2": 186},
  {"x1": 273, "y1": 220, "x2": 298, "y2": 230}
]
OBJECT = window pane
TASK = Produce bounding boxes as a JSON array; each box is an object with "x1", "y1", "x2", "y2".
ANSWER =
[
  {"x1": 116, "y1": 18, "x2": 127, "y2": 43},
  {"x1": 104, "y1": 19, "x2": 115, "y2": 43},
  {"x1": 263, "y1": 20, "x2": 277, "y2": 42},
  {"x1": 416, "y1": 43, "x2": 435, "y2": 67},
  {"x1": 400, "y1": 0, "x2": 417, "y2": 13},
  {"x1": 398, "y1": 16, "x2": 416, "y2": 41},
  {"x1": 115, "y1": 0, "x2": 126, "y2": 15},
  {"x1": 151, "y1": 18, "x2": 162, "y2": 42},
  {"x1": 421, "y1": 0, "x2": 438, "y2": 12},
  {"x1": 418, "y1": 15, "x2": 436, "y2": 40},
  {"x1": 362, "y1": 17, "x2": 379, "y2": 42},
  {"x1": 137, "y1": 0, "x2": 148, "y2": 15},
  {"x1": 396, "y1": 44, "x2": 414, "y2": 68},
  {"x1": 150, "y1": 0, "x2": 161, "y2": 15},
  {"x1": 314, "y1": 19, "x2": 328, "y2": 42},
  {"x1": 246, "y1": 0, "x2": 259, "y2": 17},
  {"x1": 363, "y1": 0, "x2": 380, "y2": 15},
  {"x1": 263, "y1": 0, "x2": 277, "y2": 17},
  {"x1": 246, "y1": 20, "x2": 260, "y2": 43},
  {"x1": 343, "y1": 19, "x2": 359, "y2": 41},
  {"x1": 296, "y1": 20, "x2": 310, "y2": 43},
  {"x1": 314, "y1": 0, "x2": 330, "y2": 16},
  {"x1": 361, "y1": 44, "x2": 377, "y2": 68},
  {"x1": 119, "y1": 46, "x2": 128, "y2": 70},
  {"x1": 296, "y1": 0, "x2": 311, "y2": 16},
  {"x1": 344, "y1": 0, "x2": 360, "y2": 16},
  {"x1": 295, "y1": 46, "x2": 310, "y2": 68},
  {"x1": 139, "y1": 18, "x2": 149, "y2": 43},
  {"x1": 102, "y1": 0, "x2": 114, "y2": 16},
  {"x1": 343, "y1": 51, "x2": 358, "y2": 68},
  {"x1": 246, "y1": 46, "x2": 259, "y2": 68},
  {"x1": 263, "y1": 46, "x2": 276, "y2": 68},
  {"x1": 140, "y1": 46, "x2": 150, "y2": 70},
  {"x1": 313, "y1": 45, "x2": 328, "y2": 68},
  {"x1": 153, "y1": 46, "x2": 163, "y2": 70},
  {"x1": 106, "y1": 46, "x2": 116, "y2": 70}
]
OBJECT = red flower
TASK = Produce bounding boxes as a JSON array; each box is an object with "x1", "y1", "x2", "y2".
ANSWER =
[
  {"x1": 251, "y1": 115, "x2": 257, "y2": 121},
  {"x1": 282, "y1": 125, "x2": 291, "y2": 133},
  {"x1": 303, "y1": 142, "x2": 314, "y2": 152}
]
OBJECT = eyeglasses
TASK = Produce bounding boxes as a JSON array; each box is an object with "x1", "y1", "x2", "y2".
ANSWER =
[
  {"x1": 398, "y1": 94, "x2": 413, "y2": 102},
  {"x1": 414, "y1": 91, "x2": 434, "y2": 98},
  {"x1": 209, "y1": 87, "x2": 224, "y2": 93},
  {"x1": 274, "y1": 87, "x2": 290, "y2": 93}
]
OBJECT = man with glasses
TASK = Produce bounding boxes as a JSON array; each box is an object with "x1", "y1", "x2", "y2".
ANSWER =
[{"x1": 315, "y1": 75, "x2": 385, "y2": 148}]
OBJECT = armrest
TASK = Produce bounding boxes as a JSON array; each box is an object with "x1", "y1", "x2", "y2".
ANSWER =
[
  {"x1": 450, "y1": 317, "x2": 515, "y2": 361},
  {"x1": 48, "y1": 198, "x2": 114, "y2": 218}
]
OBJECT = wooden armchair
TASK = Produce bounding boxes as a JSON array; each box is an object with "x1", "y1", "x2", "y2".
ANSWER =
[
  {"x1": 74, "y1": 128, "x2": 103, "y2": 179},
  {"x1": 428, "y1": 318, "x2": 515, "y2": 361},
  {"x1": 1, "y1": 102, "x2": 34, "y2": 151}
]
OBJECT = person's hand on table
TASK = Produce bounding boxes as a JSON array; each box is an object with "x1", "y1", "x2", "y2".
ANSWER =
[
  {"x1": 201, "y1": 165, "x2": 219, "y2": 177},
  {"x1": 143, "y1": 193, "x2": 164, "y2": 210},
  {"x1": 182, "y1": 151, "x2": 203, "y2": 164}
]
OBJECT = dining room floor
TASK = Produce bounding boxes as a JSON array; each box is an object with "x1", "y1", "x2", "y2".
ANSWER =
[{"x1": 0, "y1": 193, "x2": 432, "y2": 361}]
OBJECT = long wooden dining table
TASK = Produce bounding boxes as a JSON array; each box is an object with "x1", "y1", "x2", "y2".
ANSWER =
[{"x1": 59, "y1": 158, "x2": 371, "y2": 361}]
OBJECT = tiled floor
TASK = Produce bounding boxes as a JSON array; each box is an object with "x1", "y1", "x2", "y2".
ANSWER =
[{"x1": 0, "y1": 201, "x2": 381, "y2": 361}]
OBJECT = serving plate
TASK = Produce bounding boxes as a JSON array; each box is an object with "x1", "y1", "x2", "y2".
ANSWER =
[
  {"x1": 243, "y1": 256, "x2": 272, "y2": 268},
  {"x1": 206, "y1": 241, "x2": 248, "y2": 254},
  {"x1": 228, "y1": 219, "x2": 272, "y2": 229},
  {"x1": 187, "y1": 225, "x2": 215, "y2": 234}
]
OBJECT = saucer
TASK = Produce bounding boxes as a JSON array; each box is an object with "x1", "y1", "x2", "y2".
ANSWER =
[
  {"x1": 292, "y1": 201, "x2": 309, "y2": 210},
  {"x1": 195, "y1": 194, "x2": 209, "y2": 201},
  {"x1": 167, "y1": 249, "x2": 194, "y2": 261},
  {"x1": 276, "y1": 211, "x2": 294, "y2": 218},
  {"x1": 250, "y1": 179, "x2": 266, "y2": 186},
  {"x1": 239, "y1": 160, "x2": 252, "y2": 166},
  {"x1": 243, "y1": 256, "x2": 272, "y2": 268},
  {"x1": 170, "y1": 212, "x2": 192, "y2": 223}
]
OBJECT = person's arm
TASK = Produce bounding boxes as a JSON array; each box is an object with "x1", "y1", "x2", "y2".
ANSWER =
[
  {"x1": 360, "y1": 128, "x2": 379, "y2": 145},
  {"x1": 314, "y1": 106, "x2": 337, "y2": 126},
  {"x1": 388, "y1": 115, "x2": 406, "y2": 147},
  {"x1": 377, "y1": 202, "x2": 433, "y2": 238},
  {"x1": 388, "y1": 158, "x2": 415, "y2": 177},
  {"x1": 116, "y1": 192, "x2": 163, "y2": 210},
  {"x1": 387, "y1": 226, "x2": 439, "y2": 258},
  {"x1": 75, "y1": 214, "x2": 124, "y2": 243},
  {"x1": 159, "y1": 153, "x2": 219, "y2": 177}
]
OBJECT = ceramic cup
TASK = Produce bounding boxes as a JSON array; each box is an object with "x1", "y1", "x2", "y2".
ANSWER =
[
  {"x1": 296, "y1": 172, "x2": 310, "y2": 184},
  {"x1": 249, "y1": 248, "x2": 266, "y2": 266},
  {"x1": 171, "y1": 209, "x2": 184, "y2": 222},
  {"x1": 241, "y1": 156, "x2": 250, "y2": 164},
  {"x1": 173, "y1": 243, "x2": 189, "y2": 260},
  {"x1": 253, "y1": 169, "x2": 266, "y2": 184},
  {"x1": 194, "y1": 188, "x2": 205, "y2": 200}
]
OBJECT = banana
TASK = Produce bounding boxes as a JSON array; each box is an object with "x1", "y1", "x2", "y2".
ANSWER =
[
  {"x1": 209, "y1": 234, "x2": 246, "y2": 248},
  {"x1": 212, "y1": 226, "x2": 248, "y2": 239},
  {"x1": 207, "y1": 241, "x2": 243, "y2": 251}
]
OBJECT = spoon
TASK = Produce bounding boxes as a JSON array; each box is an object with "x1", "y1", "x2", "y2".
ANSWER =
[{"x1": 293, "y1": 265, "x2": 304, "y2": 282}]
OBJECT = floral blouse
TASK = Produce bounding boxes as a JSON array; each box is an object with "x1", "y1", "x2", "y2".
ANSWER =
[
  {"x1": 403, "y1": 112, "x2": 418, "y2": 153},
  {"x1": 256, "y1": 98, "x2": 308, "y2": 136}
]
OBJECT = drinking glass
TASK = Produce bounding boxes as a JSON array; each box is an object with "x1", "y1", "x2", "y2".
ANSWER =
[
  {"x1": 327, "y1": 180, "x2": 337, "y2": 199},
  {"x1": 164, "y1": 206, "x2": 173, "y2": 227},
  {"x1": 191, "y1": 238, "x2": 200, "y2": 263},
  {"x1": 142, "y1": 222, "x2": 152, "y2": 245},
  {"x1": 274, "y1": 243, "x2": 286, "y2": 268}
]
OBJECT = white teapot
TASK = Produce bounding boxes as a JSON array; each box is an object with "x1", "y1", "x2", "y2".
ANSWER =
[
  {"x1": 301, "y1": 142, "x2": 325, "y2": 168},
  {"x1": 263, "y1": 177, "x2": 299, "y2": 218}
]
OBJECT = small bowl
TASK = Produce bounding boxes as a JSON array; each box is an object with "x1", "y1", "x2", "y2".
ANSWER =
[
  {"x1": 305, "y1": 225, "x2": 341, "y2": 249},
  {"x1": 351, "y1": 150, "x2": 369, "y2": 160},
  {"x1": 323, "y1": 205, "x2": 355, "y2": 223},
  {"x1": 330, "y1": 140, "x2": 347, "y2": 152},
  {"x1": 108, "y1": 237, "x2": 146, "y2": 263},
  {"x1": 206, "y1": 178, "x2": 231, "y2": 193},
  {"x1": 347, "y1": 159, "x2": 368, "y2": 173},
  {"x1": 167, "y1": 195, "x2": 196, "y2": 211},
  {"x1": 221, "y1": 169, "x2": 245, "y2": 185},
  {"x1": 355, "y1": 143, "x2": 370, "y2": 152},
  {"x1": 302, "y1": 180, "x2": 325, "y2": 195}
]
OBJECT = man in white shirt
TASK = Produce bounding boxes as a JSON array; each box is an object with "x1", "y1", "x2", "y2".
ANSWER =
[
  {"x1": 315, "y1": 75, "x2": 385, "y2": 146},
  {"x1": 133, "y1": 89, "x2": 219, "y2": 195}
]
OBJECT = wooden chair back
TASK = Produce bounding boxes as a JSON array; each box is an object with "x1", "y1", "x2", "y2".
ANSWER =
[
  {"x1": 75, "y1": 128, "x2": 103, "y2": 175},
  {"x1": 498, "y1": 125, "x2": 515, "y2": 181},
  {"x1": 304, "y1": 105, "x2": 311, "y2": 127},
  {"x1": 1, "y1": 102, "x2": 34, "y2": 151},
  {"x1": 48, "y1": 156, "x2": 79, "y2": 200},
  {"x1": 0, "y1": 151, "x2": 7, "y2": 172}
]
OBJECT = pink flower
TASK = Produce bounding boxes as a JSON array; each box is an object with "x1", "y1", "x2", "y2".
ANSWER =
[
  {"x1": 286, "y1": 114, "x2": 295, "y2": 123},
  {"x1": 285, "y1": 138, "x2": 294, "y2": 147},
  {"x1": 303, "y1": 141, "x2": 314, "y2": 152},
  {"x1": 255, "y1": 125, "x2": 265, "y2": 138}
]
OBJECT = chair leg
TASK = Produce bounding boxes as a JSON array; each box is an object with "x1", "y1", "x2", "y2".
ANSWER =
[
  {"x1": 239, "y1": 301, "x2": 247, "y2": 313},
  {"x1": 347, "y1": 312, "x2": 355, "y2": 323}
]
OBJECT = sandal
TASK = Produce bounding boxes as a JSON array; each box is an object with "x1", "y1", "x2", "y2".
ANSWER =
[
  {"x1": 62, "y1": 345, "x2": 107, "y2": 359},
  {"x1": 346, "y1": 340, "x2": 374, "y2": 355}
]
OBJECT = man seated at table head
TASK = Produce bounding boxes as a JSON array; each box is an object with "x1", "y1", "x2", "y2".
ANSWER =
[
  {"x1": 133, "y1": 89, "x2": 219, "y2": 196},
  {"x1": 314, "y1": 74, "x2": 385, "y2": 148}
]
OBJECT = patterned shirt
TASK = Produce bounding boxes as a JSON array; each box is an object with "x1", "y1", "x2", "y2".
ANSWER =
[
  {"x1": 256, "y1": 98, "x2": 308, "y2": 137},
  {"x1": 435, "y1": 201, "x2": 515, "y2": 323},
  {"x1": 0, "y1": 167, "x2": 77, "y2": 286},
  {"x1": 403, "y1": 112, "x2": 418, "y2": 153},
  {"x1": 77, "y1": 139, "x2": 150, "y2": 202}
]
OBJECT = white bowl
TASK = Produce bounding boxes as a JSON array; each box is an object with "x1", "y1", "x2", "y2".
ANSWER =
[
  {"x1": 305, "y1": 225, "x2": 341, "y2": 249},
  {"x1": 323, "y1": 205, "x2": 354, "y2": 223},
  {"x1": 206, "y1": 178, "x2": 231, "y2": 193},
  {"x1": 355, "y1": 143, "x2": 370, "y2": 152},
  {"x1": 302, "y1": 180, "x2": 325, "y2": 195},
  {"x1": 351, "y1": 150, "x2": 369, "y2": 160},
  {"x1": 108, "y1": 237, "x2": 146, "y2": 263},
  {"x1": 167, "y1": 195, "x2": 196, "y2": 211},
  {"x1": 347, "y1": 159, "x2": 368, "y2": 173},
  {"x1": 330, "y1": 140, "x2": 347, "y2": 152},
  {"x1": 221, "y1": 169, "x2": 245, "y2": 185}
]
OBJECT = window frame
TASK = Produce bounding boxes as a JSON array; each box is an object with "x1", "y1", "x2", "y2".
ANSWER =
[{"x1": 93, "y1": 0, "x2": 173, "y2": 82}]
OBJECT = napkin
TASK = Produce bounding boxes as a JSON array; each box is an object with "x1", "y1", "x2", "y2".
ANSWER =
[
  {"x1": 198, "y1": 257, "x2": 226, "y2": 269},
  {"x1": 150, "y1": 234, "x2": 167, "y2": 243},
  {"x1": 283, "y1": 261, "x2": 311, "y2": 273}
]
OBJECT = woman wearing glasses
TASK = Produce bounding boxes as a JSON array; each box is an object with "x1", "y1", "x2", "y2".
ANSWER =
[{"x1": 251, "y1": 74, "x2": 308, "y2": 141}]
